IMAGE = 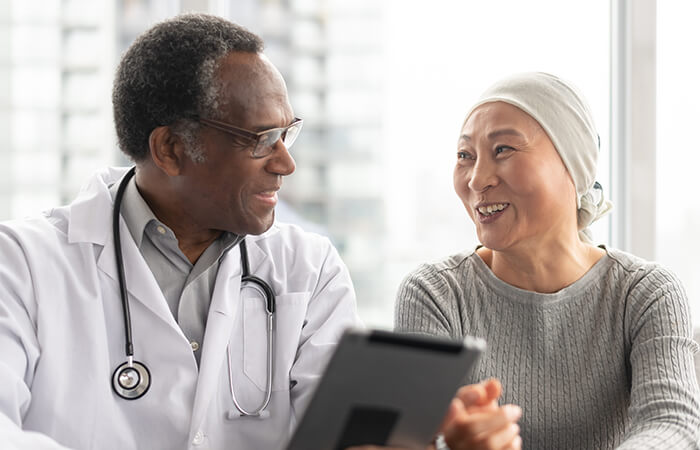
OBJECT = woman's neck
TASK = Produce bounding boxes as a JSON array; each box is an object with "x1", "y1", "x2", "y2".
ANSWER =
[{"x1": 477, "y1": 234, "x2": 605, "y2": 294}]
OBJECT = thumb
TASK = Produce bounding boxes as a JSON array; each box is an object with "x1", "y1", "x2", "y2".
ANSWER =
[{"x1": 482, "y1": 378, "x2": 502, "y2": 403}]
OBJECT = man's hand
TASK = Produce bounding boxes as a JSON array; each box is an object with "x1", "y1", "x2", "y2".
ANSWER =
[{"x1": 439, "y1": 379, "x2": 522, "y2": 450}]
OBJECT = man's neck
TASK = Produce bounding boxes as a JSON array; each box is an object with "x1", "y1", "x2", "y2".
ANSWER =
[{"x1": 134, "y1": 167, "x2": 222, "y2": 264}]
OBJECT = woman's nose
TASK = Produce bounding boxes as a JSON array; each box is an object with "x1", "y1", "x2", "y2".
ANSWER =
[{"x1": 467, "y1": 158, "x2": 498, "y2": 192}]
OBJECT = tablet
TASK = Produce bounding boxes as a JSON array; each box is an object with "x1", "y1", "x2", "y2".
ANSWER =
[{"x1": 285, "y1": 328, "x2": 485, "y2": 450}]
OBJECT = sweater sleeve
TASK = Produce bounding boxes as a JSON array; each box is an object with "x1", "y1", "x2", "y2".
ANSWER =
[
  {"x1": 618, "y1": 266, "x2": 700, "y2": 449},
  {"x1": 394, "y1": 264, "x2": 459, "y2": 339}
]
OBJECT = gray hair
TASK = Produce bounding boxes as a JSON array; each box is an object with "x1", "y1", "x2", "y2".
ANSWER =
[{"x1": 112, "y1": 13, "x2": 264, "y2": 162}]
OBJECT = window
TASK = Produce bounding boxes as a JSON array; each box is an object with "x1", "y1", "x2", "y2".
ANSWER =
[
  {"x1": 657, "y1": 1, "x2": 700, "y2": 325},
  {"x1": 373, "y1": 0, "x2": 611, "y2": 326},
  {"x1": 1, "y1": 1, "x2": 620, "y2": 329}
]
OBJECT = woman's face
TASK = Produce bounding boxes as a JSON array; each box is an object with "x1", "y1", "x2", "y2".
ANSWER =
[{"x1": 454, "y1": 101, "x2": 578, "y2": 252}]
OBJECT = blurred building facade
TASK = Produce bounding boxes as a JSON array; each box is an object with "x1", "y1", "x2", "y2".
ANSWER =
[
  {"x1": 7, "y1": 1, "x2": 690, "y2": 329},
  {"x1": 1, "y1": 0, "x2": 390, "y2": 324},
  {"x1": 259, "y1": 0, "x2": 387, "y2": 321},
  {"x1": 0, "y1": 0, "x2": 116, "y2": 217},
  {"x1": 226, "y1": 0, "x2": 388, "y2": 321}
]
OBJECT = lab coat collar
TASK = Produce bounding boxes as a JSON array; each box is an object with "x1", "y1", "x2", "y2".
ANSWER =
[
  {"x1": 67, "y1": 167, "x2": 129, "y2": 246},
  {"x1": 241, "y1": 227, "x2": 277, "y2": 276}
]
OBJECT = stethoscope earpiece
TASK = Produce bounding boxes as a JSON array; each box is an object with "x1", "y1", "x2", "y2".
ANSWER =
[{"x1": 112, "y1": 359, "x2": 151, "y2": 400}]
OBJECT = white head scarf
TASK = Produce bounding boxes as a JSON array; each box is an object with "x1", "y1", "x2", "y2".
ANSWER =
[{"x1": 463, "y1": 72, "x2": 613, "y2": 242}]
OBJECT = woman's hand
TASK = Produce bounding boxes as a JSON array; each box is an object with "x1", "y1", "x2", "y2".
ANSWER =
[
  {"x1": 346, "y1": 379, "x2": 521, "y2": 450},
  {"x1": 439, "y1": 379, "x2": 522, "y2": 450}
]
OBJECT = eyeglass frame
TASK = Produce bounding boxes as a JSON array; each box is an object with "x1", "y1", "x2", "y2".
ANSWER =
[{"x1": 197, "y1": 117, "x2": 303, "y2": 158}]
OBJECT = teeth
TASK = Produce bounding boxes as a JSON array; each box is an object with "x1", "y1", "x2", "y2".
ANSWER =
[{"x1": 477, "y1": 203, "x2": 508, "y2": 216}]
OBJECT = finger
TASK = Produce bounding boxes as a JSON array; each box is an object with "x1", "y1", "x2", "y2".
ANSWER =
[
  {"x1": 456, "y1": 379, "x2": 503, "y2": 409},
  {"x1": 482, "y1": 423, "x2": 520, "y2": 450},
  {"x1": 464, "y1": 398, "x2": 499, "y2": 414},
  {"x1": 469, "y1": 405, "x2": 522, "y2": 439},
  {"x1": 456, "y1": 383, "x2": 487, "y2": 407},
  {"x1": 482, "y1": 378, "x2": 502, "y2": 403},
  {"x1": 443, "y1": 405, "x2": 522, "y2": 447},
  {"x1": 508, "y1": 435, "x2": 523, "y2": 450}
]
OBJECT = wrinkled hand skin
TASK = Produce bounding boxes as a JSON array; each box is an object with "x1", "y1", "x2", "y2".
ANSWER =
[{"x1": 346, "y1": 379, "x2": 522, "y2": 450}]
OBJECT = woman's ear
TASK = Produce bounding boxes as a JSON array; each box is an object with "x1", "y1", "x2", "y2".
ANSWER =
[{"x1": 148, "y1": 126, "x2": 187, "y2": 176}]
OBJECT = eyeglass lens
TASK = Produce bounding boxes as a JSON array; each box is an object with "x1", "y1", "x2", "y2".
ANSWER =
[{"x1": 254, "y1": 122, "x2": 302, "y2": 156}]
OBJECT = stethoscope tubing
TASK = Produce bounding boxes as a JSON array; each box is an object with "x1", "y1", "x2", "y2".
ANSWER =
[
  {"x1": 113, "y1": 166, "x2": 137, "y2": 359},
  {"x1": 111, "y1": 167, "x2": 277, "y2": 414}
]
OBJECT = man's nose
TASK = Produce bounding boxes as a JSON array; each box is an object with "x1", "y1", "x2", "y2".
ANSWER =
[{"x1": 266, "y1": 140, "x2": 296, "y2": 176}]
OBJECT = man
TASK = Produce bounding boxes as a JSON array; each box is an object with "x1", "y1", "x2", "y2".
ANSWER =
[{"x1": 0, "y1": 14, "x2": 358, "y2": 449}]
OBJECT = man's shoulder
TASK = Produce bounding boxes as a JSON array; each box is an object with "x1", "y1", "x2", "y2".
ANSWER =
[
  {"x1": 0, "y1": 210, "x2": 66, "y2": 243},
  {"x1": 0, "y1": 166, "x2": 120, "y2": 237}
]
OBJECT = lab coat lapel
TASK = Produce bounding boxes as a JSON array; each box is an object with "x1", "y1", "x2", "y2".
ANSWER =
[
  {"x1": 68, "y1": 167, "x2": 178, "y2": 331},
  {"x1": 95, "y1": 217, "x2": 178, "y2": 330},
  {"x1": 190, "y1": 244, "x2": 243, "y2": 431},
  {"x1": 242, "y1": 236, "x2": 268, "y2": 278}
]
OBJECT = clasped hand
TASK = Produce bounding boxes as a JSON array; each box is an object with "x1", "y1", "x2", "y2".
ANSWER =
[{"x1": 347, "y1": 379, "x2": 522, "y2": 450}]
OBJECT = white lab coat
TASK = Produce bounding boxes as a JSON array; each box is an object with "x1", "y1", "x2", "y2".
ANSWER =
[{"x1": 0, "y1": 167, "x2": 359, "y2": 450}]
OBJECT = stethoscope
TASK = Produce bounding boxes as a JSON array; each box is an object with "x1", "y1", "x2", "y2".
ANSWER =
[{"x1": 111, "y1": 167, "x2": 276, "y2": 418}]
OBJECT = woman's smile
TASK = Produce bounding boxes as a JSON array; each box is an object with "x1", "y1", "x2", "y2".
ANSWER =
[{"x1": 475, "y1": 202, "x2": 510, "y2": 223}]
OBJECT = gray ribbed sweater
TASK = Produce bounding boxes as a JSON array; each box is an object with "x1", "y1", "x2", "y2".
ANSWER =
[{"x1": 395, "y1": 247, "x2": 700, "y2": 449}]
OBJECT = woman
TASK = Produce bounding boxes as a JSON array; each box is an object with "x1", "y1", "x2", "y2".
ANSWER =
[{"x1": 395, "y1": 72, "x2": 700, "y2": 449}]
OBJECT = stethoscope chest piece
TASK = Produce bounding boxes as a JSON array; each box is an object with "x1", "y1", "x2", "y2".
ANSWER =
[
  {"x1": 112, "y1": 360, "x2": 151, "y2": 400},
  {"x1": 109, "y1": 167, "x2": 275, "y2": 412}
]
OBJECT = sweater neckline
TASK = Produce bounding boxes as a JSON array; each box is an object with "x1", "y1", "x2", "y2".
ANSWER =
[{"x1": 469, "y1": 246, "x2": 613, "y2": 304}]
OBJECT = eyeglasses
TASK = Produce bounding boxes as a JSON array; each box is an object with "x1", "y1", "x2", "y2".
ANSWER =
[{"x1": 198, "y1": 117, "x2": 303, "y2": 158}]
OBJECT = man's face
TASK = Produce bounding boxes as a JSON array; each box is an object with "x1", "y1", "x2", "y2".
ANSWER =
[{"x1": 175, "y1": 52, "x2": 296, "y2": 236}]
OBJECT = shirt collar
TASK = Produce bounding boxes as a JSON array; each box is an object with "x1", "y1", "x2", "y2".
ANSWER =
[
  {"x1": 109, "y1": 176, "x2": 163, "y2": 248},
  {"x1": 109, "y1": 175, "x2": 241, "y2": 253}
]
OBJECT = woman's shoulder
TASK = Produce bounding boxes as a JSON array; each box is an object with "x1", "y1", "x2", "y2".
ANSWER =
[
  {"x1": 395, "y1": 249, "x2": 484, "y2": 335},
  {"x1": 602, "y1": 247, "x2": 688, "y2": 320},
  {"x1": 603, "y1": 246, "x2": 681, "y2": 288},
  {"x1": 397, "y1": 248, "x2": 486, "y2": 298},
  {"x1": 408, "y1": 248, "x2": 481, "y2": 280}
]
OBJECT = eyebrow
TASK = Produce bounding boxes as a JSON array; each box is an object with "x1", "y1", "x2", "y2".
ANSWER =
[{"x1": 460, "y1": 128, "x2": 527, "y2": 142}]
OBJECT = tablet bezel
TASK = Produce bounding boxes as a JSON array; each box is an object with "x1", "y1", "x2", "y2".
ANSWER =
[{"x1": 285, "y1": 328, "x2": 485, "y2": 450}]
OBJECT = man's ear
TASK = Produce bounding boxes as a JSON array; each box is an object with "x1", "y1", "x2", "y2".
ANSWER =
[{"x1": 148, "y1": 126, "x2": 187, "y2": 176}]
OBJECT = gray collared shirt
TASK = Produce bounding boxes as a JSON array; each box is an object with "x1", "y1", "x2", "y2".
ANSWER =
[{"x1": 111, "y1": 177, "x2": 241, "y2": 366}]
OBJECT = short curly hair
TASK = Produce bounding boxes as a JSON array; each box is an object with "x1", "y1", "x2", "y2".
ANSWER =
[{"x1": 112, "y1": 13, "x2": 264, "y2": 161}]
